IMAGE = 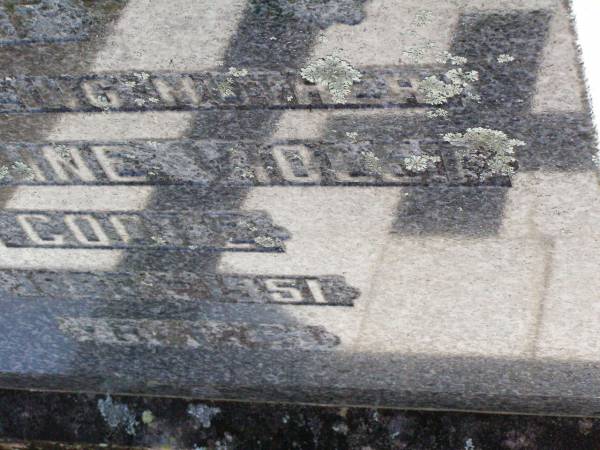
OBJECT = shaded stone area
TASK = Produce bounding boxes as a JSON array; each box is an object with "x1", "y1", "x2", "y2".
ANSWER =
[
  {"x1": 0, "y1": 0, "x2": 127, "y2": 46},
  {"x1": 0, "y1": 0, "x2": 90, "y2": 45},
  {"x1": 2, "y1": 389, "x2": 600, "y2": 449}
]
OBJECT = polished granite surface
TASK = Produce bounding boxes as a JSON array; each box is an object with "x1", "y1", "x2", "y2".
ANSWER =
[{"x1": 1, "y1": 0, "x2": 599, "y2": 416}]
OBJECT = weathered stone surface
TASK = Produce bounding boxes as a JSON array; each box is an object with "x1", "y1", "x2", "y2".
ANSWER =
[
  {"x1": 0, "y1": 0, "x2": 90, "y2": 45},
  {"x1": 1, "y1": 0, "x2": 599, "y2": 425}
]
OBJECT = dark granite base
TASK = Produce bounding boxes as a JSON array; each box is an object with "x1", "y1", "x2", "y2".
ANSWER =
[{"x1": 2, "y1": 389, "x2": 600, "y2": 449}]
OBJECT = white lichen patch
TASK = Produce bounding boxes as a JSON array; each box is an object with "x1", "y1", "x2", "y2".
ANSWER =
[
  {"x1": 418, "y1": 68, "x2": 479, "y2": 106},
  {"x1": 497, "y1": 54, "x2": 515, "y2": 64},
  {"x1": 345, "y1": 131, "x2": 359, "y2": 143},
  {"x1": 218, "y1": 68, "x2": 247, "y2": 98},
  {"x1": 425, "y1": 109, "x2": 448, "y2": 119},
  {"x1": 97, "y1": 395, "x2": 137, "y2": 436},
  {"x1": 255, "y1": 235, "x2": 282, "y2": 248},
  {"x1": 446, "y1": 68, "x2": 479, "y2": 85},
  {"x1": 412, "y1": 9, "x2": 433, "y2": 27},
  {"x1": 218, "y1": 79, "x2": 235, "y2": 98},
  {"x1": 465, "y1": 437, "x2": 476, "y2": 450},
  {"x1": 465, "y1": 92, "x2": 482, "y2": 103},
  {"x1": 227, "y1": 67, "x2": 248, "y2": 78},
  {"x1": 360, "y1": 150, "x2": 382, "y2": 176},
  {"x1": 96, "y1": 95, "x2": 111, "y2": 110},
  {"x1": 133, "y1": 71, "x2": 150, "y2": 81},
  {"x1": 417, "y1": 76, "x2": 461, "y2": 105},
  {"x1": 53, "y1": 145, "x2": 71, "y2": 160},
  {"x1": 593, "y1": 149, "x2": 600, "y2": 169},
  {"x1": 239, "y1": 219, "x2": 258, "y2": 234},
  {"x1": 150, "y1": 235, "x2": 167, "y2": 246},
  {"x1": 134, "y1": 98, "x2": 146, "y2": 106},
  {"x1": 187, "y1": 403, "x2": 221, "y2": 428},
  {"x1": 300, "y1": 55, "x2": 362, "y2": 104},
  {"x1": 443, "y1": 127, "x2": 525, "y2": 179},
  {"x1": 403, "y1": 155, "x2": 441, "y2": 173},
  {"x1": 437, "y1": 51, "x2": 468, "y2": 66},
  {"x1": 402, "y1": 42, "x2": 436, "y2": 63},
  {"x1": 0, "y1": 165, "x2": 9, "y2": 181},
  {"x1": 11, "y1": 161, "x2": 35, "y2": 181}
]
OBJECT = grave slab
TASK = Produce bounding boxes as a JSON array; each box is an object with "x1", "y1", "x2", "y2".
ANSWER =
[{"x1": 1, "y1": 0, "x2": 600, "y2": 422}]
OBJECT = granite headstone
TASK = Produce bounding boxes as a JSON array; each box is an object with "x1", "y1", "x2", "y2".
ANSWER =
[{"x1": 1, "y1": 0, "x2": 599, "y2": 418}]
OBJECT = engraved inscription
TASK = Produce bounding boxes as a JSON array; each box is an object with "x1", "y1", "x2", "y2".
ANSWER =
[
  {"x1": 58, "y1": 317, "x2": 341, "y2": 350},
  {"x1": 0, "y1": 140, "x2": 505, "y2": 186},
  {"x1": 0, "y1": 211, "x2": 290, "y2": 251},
  {"x1": 0, "y1": 270, "x2": 358, "y2": 306},
  {"x1": 0, "y1": 68, "x2": 426, "y2": 113}
]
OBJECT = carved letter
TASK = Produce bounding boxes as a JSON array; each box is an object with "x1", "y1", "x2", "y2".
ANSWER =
[
  {"x1": 17, "y1": 214, "x2": 65, "y2": 245},
  {"x1": 81, "y1": 80, "x2": 122, "y2": 108},
  {"x1": 64, "y1": 215, "x2": 110, "y2": 246},
  {"x1": 264, "y1": 278, "x2": 304, "y2": 303},
  {"x1": 92, "y1": 146, "x2": 147, "y2": 182},
  {"x1": 152, "y1": 76, "x2": 200, "y2": 106},
  {"x1": 272, "y1": 145, "x2": 321, "y2": 184},
  {"x1": 42, "y1": 146, "x2": 96, "y2": 182}
]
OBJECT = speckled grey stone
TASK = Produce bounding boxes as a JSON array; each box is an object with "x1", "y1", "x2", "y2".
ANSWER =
[
  {"x1": 0, "y1": 0, "x2": 91, "y2": 45},
  {"x1": 1, "y1": 0, "x2": 600, "y2": 421}
]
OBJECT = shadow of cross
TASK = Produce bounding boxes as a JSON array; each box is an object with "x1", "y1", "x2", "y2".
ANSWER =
[
  {"x1": 383, "y1": 10, "x2": 597, "y2": 236},
  {"x1": 217, "y1": 9, "x2": 595, "y2": 303},
  {"x1": 113, "y1": 0, "x2": 373, "y2": 303},
  {"x1": 0, "y1": 0, "x2": 371, "y2": 395},
  {"x1": 215, "y1": 6, "x2": 600, "y2": 368}
]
